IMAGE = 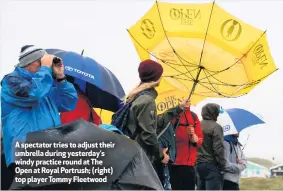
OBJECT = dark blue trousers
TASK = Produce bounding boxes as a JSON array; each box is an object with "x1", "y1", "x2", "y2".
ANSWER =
[{"x1": 196, "y1": 163, "x2": 224, "y2": 190}]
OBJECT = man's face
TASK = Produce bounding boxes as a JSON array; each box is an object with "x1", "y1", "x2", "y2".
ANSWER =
[{"x1": 23, "y1": 60, "x2": 41, "y2": 73}]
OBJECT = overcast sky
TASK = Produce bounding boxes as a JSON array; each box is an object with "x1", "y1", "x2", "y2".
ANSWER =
[{"x1": 1, "y1": 0, "x2": 283, "y2": 164}]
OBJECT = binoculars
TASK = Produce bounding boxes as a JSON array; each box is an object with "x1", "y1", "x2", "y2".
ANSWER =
[
  {"x1": 51, "y1": 57, "x2": 62, "y2": 78},
  {"x1": 52, "y1": 57, "x2": 62, "y2": 65}
]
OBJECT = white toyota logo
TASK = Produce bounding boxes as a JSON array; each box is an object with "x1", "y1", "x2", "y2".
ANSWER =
[
  {"x1": 65, "y1": 66, "x2": 73, "y2": 71},
  {"x1": 63, "y1": 66, "x2": 95, "y2": 80},
  {"x1": 223, "y1": 125, "x2": 230, "y2": 132}
]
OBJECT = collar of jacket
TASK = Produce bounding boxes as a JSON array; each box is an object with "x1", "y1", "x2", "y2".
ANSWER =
[
  {"x1": 14, "y1": 67, "x2": 34, "y2": 80},
  {"x1": 147, "y1": 88, "x2": 158, "y2": 99},
  {"x1": 1, "y1": 67, "x2": 34, "y2": 86},
  {"x1": 224, "y1": 135, "x2": 238, "y2": 144}
]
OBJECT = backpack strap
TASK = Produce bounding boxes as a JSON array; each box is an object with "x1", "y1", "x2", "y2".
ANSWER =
[
  {"x1": 191, "y1": 112, "x2": 197, "y2": 127},
  {"x1": 228, "y1": 141, "x2": 233, "y2": 154},
  {"x1": 232, "y1": 142, "x2": 238, "y2": 158},
  {"x1": 173, "y1": 111, "x2": 198, "y2": 147},
  {"x1": 174, "y1": 110, "x2": 197, "y2": 128},
  {"x1": 157, "y1": 122, "x2": 172, "y2": 140},
  {"x1": 227, "y1": 141, "x2": 239, "y2": 159},
  {"x1": 112, "y1": 90, "x2": 150, "y2": 140},
  {"x1": 189, "y1": 112, "x2": 197, "y2": 147},
  {"x1": 129, "y1": 91, "x2": 151, "y2": 140}
]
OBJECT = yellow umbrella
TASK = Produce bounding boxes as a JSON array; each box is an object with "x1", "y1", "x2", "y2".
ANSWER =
[
  {"x1": 94, "y1": 108, "x2": 114, "y2": 124},
  {"x1": 128, "y1": 1, "x2": 278, "y2": 114}
]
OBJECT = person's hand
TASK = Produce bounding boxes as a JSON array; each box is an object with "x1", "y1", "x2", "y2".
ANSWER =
[
  {"x1": 52, "y1": 59, "x2": 65, "y2": 79},
  {"x1": 237, "y1": 158, "x2": 243, "y2": 164},
  {"x1": 161, "y1": 148, "x2": 169, "y2": 164},
  {"x1": 180, "y1": 98, "x2": 191, "y2": 110},
  {"x1": 187, "y1": 125, "x2": 194, "y2": 135},
  {"x1": 191, "y1": 134, "x2": 199, "y2": 143},
  {"x1": 41, "y1": 53, "x2": 55, "y2": 68},
  {"x1": 190, "y1": 125, "x2": 194, "y2": 134}
]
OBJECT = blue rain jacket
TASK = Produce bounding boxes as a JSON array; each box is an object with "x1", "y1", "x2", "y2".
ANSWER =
[{"x1": 1, "y1": 66, "x2": 78, "y2": 166}]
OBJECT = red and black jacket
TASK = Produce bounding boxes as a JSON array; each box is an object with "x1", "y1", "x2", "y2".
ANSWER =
[
  {"x1": 173, "y1": 110, "x2": 203, "y2": 166},
  {"x1": 60, "y1": 91, "x2": 101, "y2": 125}
]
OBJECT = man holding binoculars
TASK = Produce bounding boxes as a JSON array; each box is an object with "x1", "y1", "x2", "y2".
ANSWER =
[{"x1": 1, "y1": 45, "x2": 78, "y2": 171}]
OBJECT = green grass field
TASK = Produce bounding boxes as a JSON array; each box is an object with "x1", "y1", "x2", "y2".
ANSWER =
[
  {"x1": 240, "y1": 177, "x2": 283, "y2": 190},
  {"x1": 247, "y1": 158, "x2": 277, "y2": 168}
]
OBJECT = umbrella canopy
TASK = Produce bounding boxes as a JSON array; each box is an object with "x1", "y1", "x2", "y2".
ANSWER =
[
  {"x1": 217, "y1": 108, "x2": 265, "y2": 136},
  {"x1": 10, "y1": 119, "x2": 163, "y2": 190},
  {"x1": 46, "y1": 49, "x2": 125, "y2": 112},
  {"x1": 128, "y1": 2, "x2": 278, "y2": 114},
  {"x1": 94, "y1": 108, "x2": 114, "y2": 124}
]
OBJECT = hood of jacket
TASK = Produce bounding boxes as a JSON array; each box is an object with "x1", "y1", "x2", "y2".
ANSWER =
[
  {"x1": 201, "y1": 103, "x2": 220, "y2": 121},
  {"x1": 1, "y1": 67, "x2": 34, "y2": 106}
]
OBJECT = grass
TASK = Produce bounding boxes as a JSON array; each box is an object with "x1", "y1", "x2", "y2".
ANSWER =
[
  {"x1": 247, "y1": 158, "x2": 277, "y2": 168},
  {"x1": 240, "y1": 177, "x2": 283, "y2": 190}
]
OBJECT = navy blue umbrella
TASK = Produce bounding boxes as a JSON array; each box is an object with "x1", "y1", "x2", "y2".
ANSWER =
[{"x1": 46, "y1": 49, "x2": 125, "y2": 112}]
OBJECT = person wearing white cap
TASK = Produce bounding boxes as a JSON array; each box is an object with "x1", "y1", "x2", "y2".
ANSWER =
[{"x1": 0, "y1": 45, "x2": 78, "y2": 185}]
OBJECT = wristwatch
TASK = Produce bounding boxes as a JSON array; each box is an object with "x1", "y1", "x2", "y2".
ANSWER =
[{"x1": 56, "y1": 75, "x2": 66, "y2": 82}]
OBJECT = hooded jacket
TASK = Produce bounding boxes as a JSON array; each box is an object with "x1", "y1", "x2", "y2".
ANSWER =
[
  {"x1": 173, "y1": 110, "x2": 203, "y2": 166},
  {"x1": 197, "y1": 103, "x2": 226, "y2": 172},
  {"x1": 158, "y1": 110, "x2": 203, "y2": 165},
  {"x1": 224, "y1": 136, "x2": 247, "y2": 184},
  {"x1": 1, "y1": 66, "x2": 78, "y2": 166},
  {"x1": 126, "y1": 88, "x2": 183, "y2": 162}
]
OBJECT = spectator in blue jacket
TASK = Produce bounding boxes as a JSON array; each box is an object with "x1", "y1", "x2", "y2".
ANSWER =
[{"x1": 1, "y1": 45, "x2": 78, "y2": 168}]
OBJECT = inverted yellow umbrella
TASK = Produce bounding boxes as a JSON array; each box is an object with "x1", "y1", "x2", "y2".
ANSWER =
[{"x1": 128, "y1": 1, "x2": 278, "y2": 114}]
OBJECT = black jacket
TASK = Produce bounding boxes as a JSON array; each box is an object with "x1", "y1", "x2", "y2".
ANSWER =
[
  {"x1": 126, "y1": 88, "x2": 183, "y2": 162},
  {"x1": 197, "y1": 103, "x2": 226, "y2": 171}
]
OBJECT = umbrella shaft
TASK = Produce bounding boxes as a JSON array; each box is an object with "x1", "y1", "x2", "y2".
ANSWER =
[
  {"x1": 188, "y1": 67, "x2": 203, "y2": 99},
  {"x1": 176, "y1": 67, "x2": 203, "y2": 130}
]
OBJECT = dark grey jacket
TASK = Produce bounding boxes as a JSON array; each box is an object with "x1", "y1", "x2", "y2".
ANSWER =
[
  {"x1": 197, "y1": 103, "x2": 226, "y2": 171},
  {"x1": 126, "y1": 88, "x2": 183, "y2": 162}
]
